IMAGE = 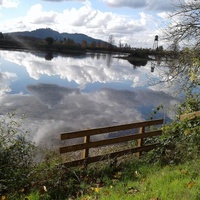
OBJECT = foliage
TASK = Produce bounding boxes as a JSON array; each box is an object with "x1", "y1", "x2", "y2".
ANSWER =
[
  {"x1": 178, "y1": 92, "x2": 200, "y2": 115},
  {"x1": 78, "y1": 159, "x2": 200, "y2": 200},
  {"x1": 128, "y1": 48, "x2": 150, "y2": 59},
  {"x1": 45, "y1": 37, "x2": 54, "y2": 45},
  {"x1": 167, "y1": 1, "x2": 200, "y2": 47},
  {"x1": 164, "y1": 48, "x2": 200, "y2": 93},
  {"x1": 28, "y1": 150, "x2": 74, "y2": 199},
  {"x1": 160, "y1": 1, "x2": 200, "y2": 96},
  {"x1": 0, "y1": 112, "x2": 36, "y2": 196},
  {"x1": 0, "y1": 32, "x2": 4, "y2": 39},
  {"x1": 145, "y1": 116, "x2": 200, "y2": 166}
]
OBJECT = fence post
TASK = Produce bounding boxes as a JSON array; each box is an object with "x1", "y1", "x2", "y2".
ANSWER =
[
  {"x1": 82, "y1": 135, "x2": 90, "y2": 166},
  {"x1": 136, "y1": 126, "x2": 145, "y2": 158}
]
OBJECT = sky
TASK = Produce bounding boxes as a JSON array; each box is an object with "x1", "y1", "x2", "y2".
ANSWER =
[{"x1": 0, "y1": 0, "x2": 185, "y2": 48}]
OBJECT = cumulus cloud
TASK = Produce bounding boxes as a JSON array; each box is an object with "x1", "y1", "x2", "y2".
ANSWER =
[
  {"x1": 27, "y1": 4, "x2": 57, "y2": 25},
  {"x1": 0, "y1": 50, "x2": 180, "y2": 146},
  {"x1": 42, "y1": 0, "x2": 85, "y2": 1},
  {"x1": 27, "y1": 84, "x2": 80, "y2": 108},
  {"x1": 0, "y1": 0, "x2": 20, "y2": 8},
  {"x1": 0, "y1": 50, "x2": 169, "y2": 90},
  {"x1": 102, "y1": 0, "x2": 147, "y2": 8},
  {"x1": 0, "y1": 71, "x2": 17, "y2": 94},
  {"x1": 0, "y1": 85, "x2": 179, "y2": 145},
  {"x1": 55, "y1": 4, "x2": 147, "y2": 43},
  {"x1": 0, "y1": 1, "x2": 161, "y2": 48},
  {"x1": 102, "y1": 0, "x2": 186, "y2": 11},
  {"x1": 0, "y1": 0, "x2": 188, "y2": 48}
]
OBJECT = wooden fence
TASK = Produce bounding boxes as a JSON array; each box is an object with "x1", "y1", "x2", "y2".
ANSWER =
[
  {"x1": 180, "y1": 110, "x2": 200, "y2": 121},
  {"x1": 60, "y1": 118, "x2": 164, "y2": 167}
]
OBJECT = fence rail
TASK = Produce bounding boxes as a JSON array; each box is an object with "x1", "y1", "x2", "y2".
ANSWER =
[
  {"x1": 60, "y1": 119, "x2": 164, "y2": 167},
  {"x1": 180, "y1": 111, "x2": 200, "y2": 121}
]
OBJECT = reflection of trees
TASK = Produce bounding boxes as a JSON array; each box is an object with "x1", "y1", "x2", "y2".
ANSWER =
[
  {"x1": 101, "y1": 53, "x2": 106, "y2": 60},
  {"x1": 90, "y1": 52, "x2": 95, "y2": 59},
  {"x1": 45, "y1": 52, "x2": 53, "y2": 61},
  {"x1": 127, "y1": 58, "x2": 147, "y2": 68},
  {"x1": 106, "y1": 53, "x2": 112, "y2": 67},
  {"x1": 150, "y1": 56, "x2": 161, "y2": 72},
  {"x1": 87, "y1": 52, "x2": 113, "y2": 67},
  {"x1": 96, "y1": 53, "x2": 101, "y2": 60},
  {"x1": 89, "y1": 53, "x2": 111, "y2": 65}
]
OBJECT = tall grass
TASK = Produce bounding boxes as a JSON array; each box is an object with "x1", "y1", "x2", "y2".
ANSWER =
[{"x1": 79, "y1": 159, "x2": 200, "y2": 200}]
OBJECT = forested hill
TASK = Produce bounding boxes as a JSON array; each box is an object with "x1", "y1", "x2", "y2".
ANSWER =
[{"x1": 5, "y1": 28, "x2": 105, "y2": 45}]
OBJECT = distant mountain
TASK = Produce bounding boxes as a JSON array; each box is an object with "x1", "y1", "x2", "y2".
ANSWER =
[{"x1": 6, "y1": 28, "x2": 106, "y2": 45}]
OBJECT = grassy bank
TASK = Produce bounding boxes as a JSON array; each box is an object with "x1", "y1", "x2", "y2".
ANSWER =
[
  {"x1": 79, "y1": 159, "x2": 200, "y2": 200},
  {"x1": 7, "y1": 157, "x2": 200, "y2": 200},
  {"x1": 1, "y1": 109, "x2": 200, "y2": 200}
]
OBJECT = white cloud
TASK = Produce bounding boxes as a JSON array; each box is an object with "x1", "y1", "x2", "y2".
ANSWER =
[
  {"x1": 102, "y1": 0, "x2": 186, "y2": 11},
  {"x1": 146, "y1": 0, "x2": 175, "y2": 11},
  {"x1": 102, "y1": 0, "x2": 147, "y2": 8},
  {"x1": 0, "y1": 0, "x2": 20, "y2": 8},
  {"x1": 0, "y1": 50, "x2": 177, "y2": 94},
  {"x1": 0, "y1": 0, "x2": 192, "y2": 48},
  {"x1": 55, "y1": 4, "x2": 156, "y2": 46},
  {"x1": 42, "y1": 0, "x2": 85, "y2": 1},
  {"x1": 157, "y1": 12, "x2": 169, "y2": 20},
  {"x1": 0, "y1": 71, "x2": 17, "y2": 94},
  {"x1": 0, "y1": 50, "x2": 181, "y2": 145},
  {"x1": 0, "y1": 85, "x2": 178, "y2": 145},
  {"x1": 0, "y1": 2, "x2": 162, "y2": 47},
  {"x1": 27, "y1": 4, "x2": 57, "y2": 25},
  {"x1": 0, "y1": 50, "x2": 164, "y2": 88}
]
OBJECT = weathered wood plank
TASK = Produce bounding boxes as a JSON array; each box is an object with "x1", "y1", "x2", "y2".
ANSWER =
[
  {"x1": 137, "y1": 126, "x2": 145, "y2": 158},
  {"x1": 62, "y1": 143, "x2": 159, "y2": 167},
  {"x1": 82, "y1": 135, "x2": 90, "y2": 159},
  {"x1": 61, "y1": 119, "x2": 164, "y2": 140},
  {"x1": 180, "y1": 111, "x2": 200, "y2": 121},
  {"x1": 60, "y1": 130, "x2": 162, "y2": 154}
]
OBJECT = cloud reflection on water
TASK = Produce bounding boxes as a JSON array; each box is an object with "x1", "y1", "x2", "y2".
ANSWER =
[
  {"x1": 0, "y1": 50, "x2": 179, "y2": 146},
  {"x1": 0, "y1": 50, "x2": 169, "y2": 90},
  {"x1": 0, "y1": 85, "x2": 178, "y2": 146}
]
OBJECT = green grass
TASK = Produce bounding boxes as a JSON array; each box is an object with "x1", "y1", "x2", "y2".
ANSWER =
[
  {"x1": 6, "y1": 157, "x2": 200, "y2": 200},
  {"x1": 78, "y1": 159, "x2": 200, "y2": 200}
]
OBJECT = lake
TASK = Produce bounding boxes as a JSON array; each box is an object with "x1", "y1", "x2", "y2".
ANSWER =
[{"x1": 0, "y1": 50, "x2": 180, "y2": 146}]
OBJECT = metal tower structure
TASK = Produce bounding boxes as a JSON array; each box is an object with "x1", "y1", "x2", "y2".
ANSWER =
[
  {"x1": 153, "y1": 35, "x2": 159, "y2": 51},
  {"x1": 151, "y1": 35, "x2": 159, "y2": 72}
]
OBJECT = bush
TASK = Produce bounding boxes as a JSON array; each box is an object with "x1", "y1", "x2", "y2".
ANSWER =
[
  {"x1": 0, "y1": 112, "x2": 36, "y2": 196},
  {"x1": 0, "y1": 112, "x2": 89, "y2": 199},
  {"x1": 145, "y1": 116, "x2": 200, "y2": 165}
]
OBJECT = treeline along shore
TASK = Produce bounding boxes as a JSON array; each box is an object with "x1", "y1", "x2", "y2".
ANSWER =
[{"x1": 0, "y1": 32, "x2": 178, "y2": 61}]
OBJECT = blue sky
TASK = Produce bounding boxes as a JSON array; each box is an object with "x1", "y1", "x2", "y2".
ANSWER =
[{"x1": 0, "y1": 0, "x2": 185, "y2": 48}]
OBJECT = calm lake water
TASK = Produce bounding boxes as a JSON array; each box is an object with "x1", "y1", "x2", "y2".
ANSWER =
[{"x1": 0, "y1": 50, "x2": 180, "y2": 146}]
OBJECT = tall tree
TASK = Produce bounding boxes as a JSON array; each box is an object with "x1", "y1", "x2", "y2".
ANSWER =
[
  {"x1": 0, "y1": 32, "x2": 4, "y2": 39},
  {"x1": 81, "y1": 40, "x2": 87, "y2": 48},
  {"x1": 166, "y1": 1, "x2": 200, "y2": 48},
  {"x1": 108, "y1": 35, "x2": 114, "y2": 50},
  {"x1": 164, "y1": 0, "x2": 200, "y2": 93},
  {"x1": 45, "y1": 37, "x2": 54, "y2": 45}
]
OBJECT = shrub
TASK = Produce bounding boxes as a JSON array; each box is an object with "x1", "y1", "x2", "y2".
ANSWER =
[
  {"x1": 145, "y1": 116, "x2": 200, "y2": 165},
  {"x1": 0, "y1": 112, "x2": 36, "y2": 196}
]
